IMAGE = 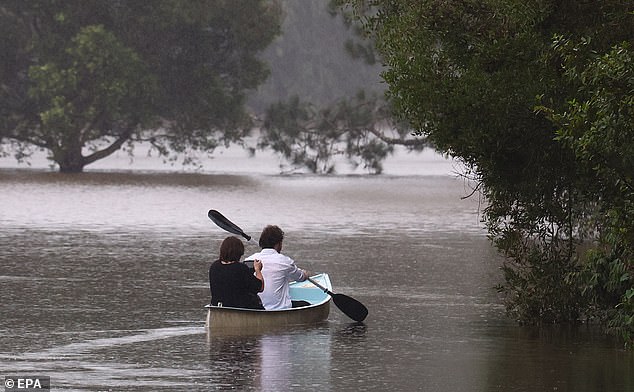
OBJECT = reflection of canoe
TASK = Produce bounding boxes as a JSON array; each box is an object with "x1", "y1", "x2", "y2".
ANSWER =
[{"x1": 205, "y1": 273, "x2": 332, "y2": 330}]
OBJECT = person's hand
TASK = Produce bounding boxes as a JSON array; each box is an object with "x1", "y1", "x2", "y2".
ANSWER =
[
  {"x1": 253, "y1": 259, "x2": 263, "y2": 272},
  {"x1": 302, "y1": 269, "x2": 312, "y2": 280}
]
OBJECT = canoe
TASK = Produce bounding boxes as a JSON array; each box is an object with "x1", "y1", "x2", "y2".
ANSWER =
[{"x1": 205, "y1": 273, "x2": 332, "y2": 331}]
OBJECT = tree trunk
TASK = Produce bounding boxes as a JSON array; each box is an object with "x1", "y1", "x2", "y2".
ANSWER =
[
  {"x1": 54, "y1": 132, "x2": 132, "y2": 172},
  {"x1": 55, "y1": 148, "x2": 86, "y2": 173}
]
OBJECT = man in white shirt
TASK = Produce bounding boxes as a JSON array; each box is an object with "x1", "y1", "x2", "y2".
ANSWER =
[{"x1": 246, "y1": 225, "x2": 311, "y2": 310}]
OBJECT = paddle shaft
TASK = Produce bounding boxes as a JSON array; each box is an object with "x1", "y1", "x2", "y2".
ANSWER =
[{"x1": 307, "y1": 277, "x2": 333, "y2": 296}]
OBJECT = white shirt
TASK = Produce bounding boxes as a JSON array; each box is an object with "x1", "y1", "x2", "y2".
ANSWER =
[{"x1": 246, "y1": 248, "x2": 304, "y2": 310}]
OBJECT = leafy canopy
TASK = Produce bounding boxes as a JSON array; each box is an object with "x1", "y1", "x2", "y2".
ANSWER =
[
  {"x1": 0, "y1": 0, "x2": 281, "y2": 172},
  {"x1": 340, "y1": 0, "x2": 634, "y2": 342}
]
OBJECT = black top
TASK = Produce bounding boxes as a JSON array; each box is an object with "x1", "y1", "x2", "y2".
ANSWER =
[{"x1": 209, "y1": 261, "x2": 264, "y2": 309}]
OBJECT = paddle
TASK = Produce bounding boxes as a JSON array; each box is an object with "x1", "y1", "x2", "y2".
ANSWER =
[
  {"x1": 306, "y1": 277, "x2": 368, "y2": 323},
  {"x1": 207, "y1": 209, "x2": 252, "y2": 242},
  {"x1": 207, "y1": 209, "x2": 369, "y2": 322}
]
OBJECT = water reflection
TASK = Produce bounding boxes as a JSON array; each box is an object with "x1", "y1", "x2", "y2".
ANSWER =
[
  {"x1": 0, "y1": 168, "x2": 483, "y2": 234},
  {"x1": 484, "y1": 325, "x2": 634, "y2": 392},
  {"x1": 335, "y1": 322, "x2": 368, "y2": 339},
  {"x1": 206, "y1": 329, "x2": 332, "y2": 391},
  {"x1": 207, "y1": 335, "x2": 261, "y2": 390}
]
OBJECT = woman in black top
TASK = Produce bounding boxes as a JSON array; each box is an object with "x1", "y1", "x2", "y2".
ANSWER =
[{"x1": 209, "y1": 236, "x2": 264, "y2": 309}]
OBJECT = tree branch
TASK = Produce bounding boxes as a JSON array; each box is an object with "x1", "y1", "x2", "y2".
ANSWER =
[
  {"x1": 366, "y1": 127, "x2": 428, "y2": 147},
  {"x1": 82, "y1": 128, "x2": 133, "y2": 166}
]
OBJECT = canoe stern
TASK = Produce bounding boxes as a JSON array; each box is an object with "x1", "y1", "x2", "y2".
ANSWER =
[{"x1": 206, "y1": 273, "x2": 332, "y2": 331}]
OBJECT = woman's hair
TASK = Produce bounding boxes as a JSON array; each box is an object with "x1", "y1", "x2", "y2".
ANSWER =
[
  {"x1": 219, "y1": 236, "x2": 244, "y2": 262},
  {"x1": 258, "y1": 225, "x2": 284, "y2": 248}
]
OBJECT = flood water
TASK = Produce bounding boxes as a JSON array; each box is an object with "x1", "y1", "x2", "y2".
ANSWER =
[{"x1": 0, "y1": 151, "x2": 632, "y2": 391}]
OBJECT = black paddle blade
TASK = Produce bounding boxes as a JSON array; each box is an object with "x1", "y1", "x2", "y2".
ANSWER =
[
  {"x1": 332, "y1": 293, "x2": 368, "y2": 322},
  {"x1": 207, "y1": 210, "x2": 252, "y2": 241}
]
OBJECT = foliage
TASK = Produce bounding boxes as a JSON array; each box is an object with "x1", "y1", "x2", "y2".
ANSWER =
[
  {"x1": 260, "y1": 92, "x2": 426, "y2": 174},
  {"x1": 340, "y1": 0, "x2": 634, "y2": 342},
  {"x1": 495, "y1": 243, "x2": 584, "y2": 325},
  {"x1": 0, "y1": 0, "x2": 281, "y2": 172},
  {"x1": 25, "y1": 25, "x2": 157, "y2": 171},
  {"x1": 542, "y1": 39, "x2": 634, "y2": 344},
  {"x1": 255, "y1": 1, "x2": 425, "y2": 175}
]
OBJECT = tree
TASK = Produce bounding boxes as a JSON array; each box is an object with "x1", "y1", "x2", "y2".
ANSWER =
[
  {"x1": 542, "y1": 39, "x2": 634, "y2": 343},
  {"x1": 340, "y1": 0, "x2": 633, "y2": 337},
  {"x1": 252, "y1": 0, "x2": 425, "y2": 174},
  {"x1": 260, "y1": 92, "x2": 425, "y2": 174},
  {"x1": 0, "y1": 0, "x2": 281, "y2": 172}
]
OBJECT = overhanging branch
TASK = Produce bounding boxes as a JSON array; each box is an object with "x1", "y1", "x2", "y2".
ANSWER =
[{"x1": 366, "y1": 127, "x2": 428, "y2": 147}]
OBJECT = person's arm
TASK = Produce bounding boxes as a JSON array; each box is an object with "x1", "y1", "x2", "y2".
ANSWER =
[
  {"x1": 299, "y1": 269, "x2": 312, "y2": 281},
  {"x1": 253, "y1": 259, "x2": 264, "y2": 292},
  {"x1": 286, "y1": 256, "x2": 311, "y2": 282},
  {"x1": 293, "y1": 267, "x2": 311, "y2": 282}
]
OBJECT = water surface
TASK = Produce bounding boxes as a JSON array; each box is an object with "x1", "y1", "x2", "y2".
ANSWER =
[{"x1": 0, "y1": 168, "x2": 631, "y2": 391}]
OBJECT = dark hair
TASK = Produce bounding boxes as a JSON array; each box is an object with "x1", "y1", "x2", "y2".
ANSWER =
[
  {"x1": 259, "y1": 225, "x2": 284, "y2": 248},
  {"x1": 219, "y1": 236, "x2": 244, "y2": 262}
]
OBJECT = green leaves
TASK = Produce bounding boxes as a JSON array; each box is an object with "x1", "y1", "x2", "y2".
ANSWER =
[
  {"x1": 547, "y1": 39, "x2": 634, "y2": 344},
  {"x1": 554, "y1": 42, "x2": 634, "y2": 188},
  {"x1": 1, "y1": 1, "x2": 281, "y2": 171},
  {"x1": 29, "y1": 25, "x2": 154, "y2": 124},
  {"x1": 342, "y1": 0, "x2": 634, "y2": 344}
]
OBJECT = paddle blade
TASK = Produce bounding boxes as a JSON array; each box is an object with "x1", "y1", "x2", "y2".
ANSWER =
[
  {"x1": 207, "y1": 210, "x2": 252, "y2": 241},
  {"x1": 332, "y1": 293, "x2": 368, "y2": 322}
]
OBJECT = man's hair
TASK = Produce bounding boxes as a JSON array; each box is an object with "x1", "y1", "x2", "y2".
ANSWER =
[
  {"x1": 259, "y1": 225, "x2": 284, "y2": 248},
  {"x1": 219, "y1": 236, "x2": 244, "y2": 262}
]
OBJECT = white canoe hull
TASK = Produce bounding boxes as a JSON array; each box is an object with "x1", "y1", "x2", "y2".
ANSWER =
[{"x1": 206, "y1": 273, "x2": 332, "y2": 331}]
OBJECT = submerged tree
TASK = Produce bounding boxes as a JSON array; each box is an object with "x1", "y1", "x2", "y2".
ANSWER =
[
  {"x1": 256, "y1": 1, "x2": 426, "y2": 174},
  {"x1": 260, "y1": 92, "x2": 426, "y2": 174},
  {"x1": 339, "y1": 0, "x2": 634, "y2": 341},
  {"x1": 542, "y1": 39, "x2": 634, "y2": 342},
  {"x1": 0, "y1": 0, "x2": 281, "y2": 172}
]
